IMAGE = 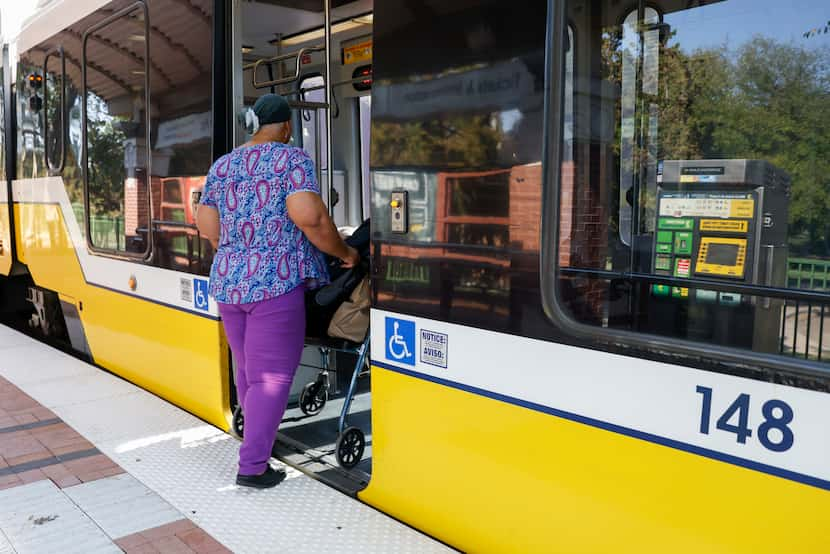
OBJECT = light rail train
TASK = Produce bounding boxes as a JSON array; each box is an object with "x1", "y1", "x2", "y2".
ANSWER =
[{"x1": 0, "y1": 0, "x2": 829, "y2": 551}]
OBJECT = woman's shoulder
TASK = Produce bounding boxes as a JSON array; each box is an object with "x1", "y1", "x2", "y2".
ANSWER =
[
  {"x1": 208, "y1": 150, "x2": 237, "y2": 177},
  {"x1": 210, "y1": 152, "x2": 231, "y2": 168},
  {"x1": 278, "y1": 144, "x2": 312, "y2": 164}
]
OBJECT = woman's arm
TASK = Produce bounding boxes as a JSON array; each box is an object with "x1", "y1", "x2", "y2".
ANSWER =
[
  {"x1": 195, "y1": 204, "x2": 220, "y2": 249},
  {"x1": 287, "y1": 192, "x2": 359, "y2": 268}
]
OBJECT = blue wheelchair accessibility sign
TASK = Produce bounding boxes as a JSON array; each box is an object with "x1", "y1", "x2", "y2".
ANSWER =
[
  {"x1": 193, "y1": 278, "x2": 210, "y2": 311},
  {"x1": 385, "y1": 317, "x2": 415, "y2": 366}
]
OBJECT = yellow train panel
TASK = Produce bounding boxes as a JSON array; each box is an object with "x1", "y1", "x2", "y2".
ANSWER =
[
  {"x1": 0, "y1": 206, "x2": 12, "y2": 275},
  {"x1": 13, "y1": 202, "x2": 230, "y2": 430},
  {"x1": 360, "y1": 366, "x2": 830, "y2": 553}
]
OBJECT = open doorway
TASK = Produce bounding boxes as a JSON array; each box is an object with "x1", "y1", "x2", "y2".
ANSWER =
[{"x1": 232, "y1": 0, "x2": 374, "y2": 490}]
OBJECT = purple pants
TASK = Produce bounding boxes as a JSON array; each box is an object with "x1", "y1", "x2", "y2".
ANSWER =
[{"x1": 219, "y1": 286, "x2": 305, "y2": 476}]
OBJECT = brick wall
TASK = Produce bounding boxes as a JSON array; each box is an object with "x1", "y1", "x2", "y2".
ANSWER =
[
  {"x1": 508, "y1": 163, "x2": 542, "y2": 252},
  {"x1": 124, "y1": 176, "x2": 143, "y2": 238},
  {"x1": 151, "y1": 176, "x2": 162, "y2": 224},
  {"x1": 123, "y1": 172, "x2": 159, "y2": 238},
  {"x1": 558, "y1": 149, "x2": 608, "y2": 324},
  {"x1": 558, "y1": 160, "x2": 575, "y2": 265}
]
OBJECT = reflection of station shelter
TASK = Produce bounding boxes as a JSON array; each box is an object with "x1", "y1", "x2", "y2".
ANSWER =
[
  {"x1": 433, "y1": 165, "x2": 542, "y2": 255},
  {"x1": 122, "y1": 112, "x2": 213, "y2": 273},
  {"x1": 372, "y1": 59, "x2": 533, "y2": 121},
  {"x1": 371, "y1": 54, "x2": 547, "y2": 310},
  {"x1": 376, "y1": 163, "x2": 543, "y2": 320}
]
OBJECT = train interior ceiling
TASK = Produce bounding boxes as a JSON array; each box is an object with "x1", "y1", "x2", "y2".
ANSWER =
[
  {"x1": 239, "y1": 0, "x2": 376, "y2": 483},
  {"x1": 239, "y1": 0, "x2": 373, "y2": 228}
]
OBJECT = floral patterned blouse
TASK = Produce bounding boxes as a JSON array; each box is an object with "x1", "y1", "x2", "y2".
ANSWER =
[{"x1": 199, "y1": 143, "x2": 329, "y2": 304}]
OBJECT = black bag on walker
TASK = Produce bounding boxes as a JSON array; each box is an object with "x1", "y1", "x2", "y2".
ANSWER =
[{"x1": 305, "y1": 219, "x2": 370, "y2": 340}]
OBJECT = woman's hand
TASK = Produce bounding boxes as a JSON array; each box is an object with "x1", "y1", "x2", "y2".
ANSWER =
[{"x1": 340, "y1": 246, "x2": 360, "y2": 269}]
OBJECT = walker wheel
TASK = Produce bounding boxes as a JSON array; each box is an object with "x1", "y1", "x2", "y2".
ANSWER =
[
  {"x1": 300, "y1": 382, "x2": 327, "y2": 416},
  {"x1": 335, "y1": 427, "x2": 365, "y2": 469},
  {"x1": 231, "y1": 405, "x2": 244, "y2": 439}
]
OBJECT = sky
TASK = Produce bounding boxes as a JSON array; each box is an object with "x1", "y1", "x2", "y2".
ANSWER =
[{"x1": 667, "y1": 0, "x2": 830, "y2": 54}]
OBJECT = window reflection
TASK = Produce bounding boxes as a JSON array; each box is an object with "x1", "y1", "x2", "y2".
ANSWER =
[
  {"x1": 0, "y1": 64, "x2": 4, "y2": 181},
  {"x1": 84, "y1": 4, "x2": 148, "y2": 254},
  {"x1": 371, "y1": 0, "x2": 548, "y2": 329},
  {"x1": 57, "y1": 0, "x2": 216, "y2": 271},
  {"x1": 300, "y1": 75, "x2": 328, "y2": 171},
  {"x1": 558, "y1": 0, "x2": 830, "y2": 360},
  {"x1": 359, "y1": 94, "x2": 372, "y2": 219}
]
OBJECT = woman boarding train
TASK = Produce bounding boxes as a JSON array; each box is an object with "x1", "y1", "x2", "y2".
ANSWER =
[{"x1": 196, "y1": 94, "x2": 359, "y2": 489}]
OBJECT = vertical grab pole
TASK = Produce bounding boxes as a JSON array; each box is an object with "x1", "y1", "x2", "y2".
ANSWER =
[
  {"x1": 324, "y1": 0, "x2": 335, "y2": 218},
  {"x1": 314, "y1": 109, "x2": 322, "y2": 190}
]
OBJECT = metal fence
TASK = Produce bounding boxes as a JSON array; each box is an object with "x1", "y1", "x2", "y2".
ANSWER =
[
  {"x1": 780, "y1": 301, "x2": 828, "y2": 361},
  {"x1": 788, "y1": 257, "x2": 830, "y2": 291},
  {"x1": 782, "y1": 258, "x2": 830, "y2": 360},
  {"x1": 72, "y1": 204, "x2": 125, "y2": 251},
  {"x1": 91, "y1": 216, "x2": 125, "y2": 250}
]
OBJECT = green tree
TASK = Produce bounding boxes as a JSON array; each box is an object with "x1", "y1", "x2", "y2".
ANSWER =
[
  {"x1": 604, "y1": 28, "x2": 830, "y2": 256},
  {"x1": 86, "y1": 116, "x2": 126, "y2": 215},
  {"x1": 712, "y1": 38, "x2": 830, "y2": 255},
  {"x1": 372, "y1": 115, "x2": 501, "y2": 169}
]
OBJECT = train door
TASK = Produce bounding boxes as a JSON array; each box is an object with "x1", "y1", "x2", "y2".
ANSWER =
[
  {"x1": 0, "y1": 43, "x2": 11, "y2": 278},
  {"x1": 0, "y1": 42, "x2": 31, "y2": 329},
  {"x1": 232, "y1": 0, "x2": 374, "y2": 483},
  {"x1": 10, "y1": 0, "x2": 227, "y2": 428}
]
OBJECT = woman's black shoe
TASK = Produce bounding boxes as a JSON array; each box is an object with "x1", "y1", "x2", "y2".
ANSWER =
[{"x1": 236, "y1": 466, "x2": 286, "y2": 489}]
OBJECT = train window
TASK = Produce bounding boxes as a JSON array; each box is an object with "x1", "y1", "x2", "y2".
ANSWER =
[
  {"x1": 82, "y1": 3, "x2": 150, "y2": 255},
  {"x1": 617, "y1": 7, "x2": 660, "y2": 246},
  {"x1": 359, "y1": 94, "x2": 371, "y2": 218},
  {"x1": 447, "y1": 173, "x2": 509, "y2": 218},
  {"x1": 548, "y1": 0, "x2": 830, "y2": 369},
  {"x1": 72, "y1": 0, "x2": 214, "y2": 271},
  {"x1": 145, "y1": 0, "x2": 214, "y2": 275},
  {"x1": 163, "y1": 180, "x2": 183, "y2": 204},
  {"x1": 0, "y1": 60, "x2": 4, "y2": 181},
  {"x1": 370, "y1": 0, "x2": 546, "y2": 331},
  {"x1": 17, "y1": 35, "x2": 85, "y2": 232},
  {"x1": 17, "y1": 66, "x2": 43, "y2": 181},
  {"x1": 563, "y1": 25, "x2": 573, "y2": 165},
  {"x1": 300, "y1": 75, "x2": 328, "y2": 170},
  {"x1": 43, "y1": 47, "x2": 67, "y2": 175}
]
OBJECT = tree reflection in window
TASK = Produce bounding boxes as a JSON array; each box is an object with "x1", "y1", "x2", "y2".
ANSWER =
[{"x1": 83, "y1": 4, "x2": 148, "y2": 254}]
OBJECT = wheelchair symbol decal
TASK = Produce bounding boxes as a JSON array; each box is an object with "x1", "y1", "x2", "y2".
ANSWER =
[
  {"x1": 193, "y1": 278, "x2": 210, "y2": 311},
  {"x1": 385, "y1": 317, "x2": 415, "y2": 365},
  {"x1": 388, "y1": 322, "x2": 412, "y2": 359}
]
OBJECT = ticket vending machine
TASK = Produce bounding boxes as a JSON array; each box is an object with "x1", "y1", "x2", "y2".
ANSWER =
[{"x1": 644, "y1": 159, "x2": 790, "y2": 352}]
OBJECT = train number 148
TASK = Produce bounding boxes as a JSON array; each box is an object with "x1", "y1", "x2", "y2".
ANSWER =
[{"x1": 695, "y1": 386, "x2": 794, "y2": 452}]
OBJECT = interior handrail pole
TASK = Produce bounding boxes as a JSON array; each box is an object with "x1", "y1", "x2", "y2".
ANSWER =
[
  {"x1": 314, "y1": 109, "x2": 322, "y2": 193},
  {"x1": 250, "y1": 45, "x2": 325, "y2": 88},
  {"x1": 324, "y1": 0, "x2": 334, "y2": 217}
]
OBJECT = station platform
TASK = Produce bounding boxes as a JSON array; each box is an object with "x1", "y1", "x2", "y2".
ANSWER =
[{"x1": 0, "y1": 325, "x2": 451, "y2": 553}]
